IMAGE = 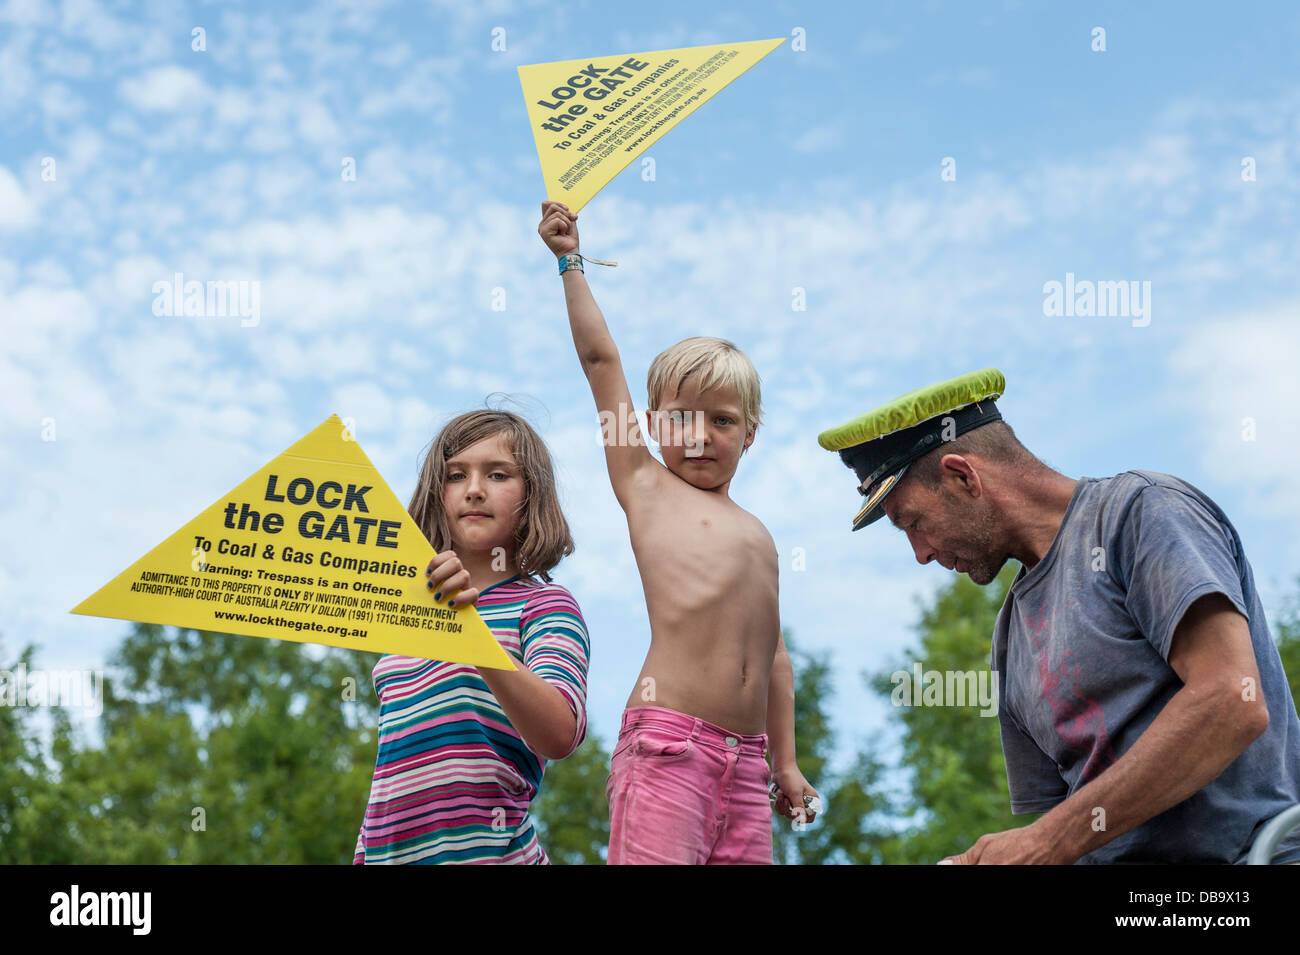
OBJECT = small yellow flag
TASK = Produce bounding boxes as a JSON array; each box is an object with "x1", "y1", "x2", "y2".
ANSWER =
[
  {"x1": 71, "y1": 415, "x2": 516, "y2": 670},
  {"x1": 519, "y1": 37, "x2": 785, "y2": 212}
]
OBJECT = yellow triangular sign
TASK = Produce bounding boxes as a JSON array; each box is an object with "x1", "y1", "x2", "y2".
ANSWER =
[
  {"x1": 519, "y1": 37, "x2": 785, "y2": 212},
  {"x1": 71, "y1": 415, "x2": 516, "y2": 670}
]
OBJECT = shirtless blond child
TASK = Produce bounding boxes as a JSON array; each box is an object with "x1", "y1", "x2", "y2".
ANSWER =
[{"x1": 538, "y1": 200, "x2": 818, "y2": 865}]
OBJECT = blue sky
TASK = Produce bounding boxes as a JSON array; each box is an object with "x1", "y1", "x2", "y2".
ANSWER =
[{"x1": 4, "y1": 0, "x2": 1300, "y2": 784}]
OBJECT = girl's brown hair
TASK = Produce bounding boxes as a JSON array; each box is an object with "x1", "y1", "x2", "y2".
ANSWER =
[{"x1": 408, "y1": 409, "x2": 574, "y2": 583}]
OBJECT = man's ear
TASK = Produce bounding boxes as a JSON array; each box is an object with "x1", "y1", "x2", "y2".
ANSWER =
[{"x1": 940, "y1": 453, "x2": 982, "y2": 497}]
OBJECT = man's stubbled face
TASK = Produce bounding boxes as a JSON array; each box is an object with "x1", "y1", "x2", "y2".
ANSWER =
[{"x1": 883, "y1": 473, "x2": 1011, "y2": 586}]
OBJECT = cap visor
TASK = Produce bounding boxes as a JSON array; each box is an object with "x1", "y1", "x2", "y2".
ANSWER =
[{"x1": 852, "y1": 465, "x2": 909, "y2": 531}]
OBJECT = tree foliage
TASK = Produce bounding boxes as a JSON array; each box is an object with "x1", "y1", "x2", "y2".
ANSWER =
[
  {"x1": 1, "y1": 625, "x2": 379, "y2": 863},
  {"x1": 531, "y1": 734, "x2": 611, "y2": 864},
  {"x1": 863, "y1": 566, "x2": 1037, "y2": 863},
  {"x1": 5, "y1": 572, "x2": 1298, "y2": 863}
]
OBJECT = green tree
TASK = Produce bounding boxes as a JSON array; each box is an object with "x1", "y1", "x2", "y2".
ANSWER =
[
  {"x1": 1275, "y1": 578, "x2": 1300, "y2": 706},
  {"x1": 771, "y1": 627, "x2": 831, "y2": 864},
  {"x1": 865, "y1": 566, "x2": 1039, "y2": 863},
  {"x1": 9, "y1": 569, "x2": 1296, "y2": 866},
  {"x1": 0, "y1": 641, "x2": 81, "y2": 864},
  {"x1": 771, "y1": 629, "x2": 901, "y2": 864},
  {"x1": 531, "y1": 733, "x2": 612, "y2": 864},
  {"x1": 2, "y1": 625, "x2": 380, "y2": 863}
]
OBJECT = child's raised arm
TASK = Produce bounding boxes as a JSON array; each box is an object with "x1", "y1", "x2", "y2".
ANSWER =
[{"x1": 538, "y1": 200, "x2": 658, "y2": 509}]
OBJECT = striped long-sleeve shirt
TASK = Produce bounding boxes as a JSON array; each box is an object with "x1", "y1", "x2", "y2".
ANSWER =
[{"x1": 352, "y1": 574, "x2": 589, "y2": 864}]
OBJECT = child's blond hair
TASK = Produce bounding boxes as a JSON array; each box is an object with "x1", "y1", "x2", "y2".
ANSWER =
[
  {"x1": 646, "y1": 337, "x2": 763, "y2": 434},
  {"x1": 408, "y1": 410, "x2": 574, "y2": 583}
]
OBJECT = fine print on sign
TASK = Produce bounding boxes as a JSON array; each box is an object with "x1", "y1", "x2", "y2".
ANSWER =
[
  {"x1": 518, "y1": 37, "x2": 785, "y2": 212},
  {"x1": 71, "y1": 415, "x2": 516, "y2": 670}
]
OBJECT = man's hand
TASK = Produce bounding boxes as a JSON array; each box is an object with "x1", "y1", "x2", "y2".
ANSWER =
[
  {"x1": 539, "y1": 200, "x2": 579, "y2": 257},
  {"x1": 771, "y1": 764, "x2": 820, "y2": 825},
  {"x1": 425, "y1": 551, "x2": 479, "y2": 608},
  {"x1": 940, "y1": 822, "x2": 1065, "y2": 865}
]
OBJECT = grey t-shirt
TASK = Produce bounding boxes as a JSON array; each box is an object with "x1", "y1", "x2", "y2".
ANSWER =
[{"x1": 991, "y1": 470, "x2": 1300, "y2": 864}]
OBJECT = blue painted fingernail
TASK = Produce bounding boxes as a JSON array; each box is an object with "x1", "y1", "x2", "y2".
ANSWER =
[
  {"x1": 434, "y1": 590, "x2": 441, "y2": 600},
  {"x1": 447, "y1": 599, "x2": 454, "y2": 608}
]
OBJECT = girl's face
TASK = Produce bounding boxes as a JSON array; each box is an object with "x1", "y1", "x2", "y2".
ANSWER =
[{"x1": 441, "y1": 432, "x2": 525, "y2": 555}]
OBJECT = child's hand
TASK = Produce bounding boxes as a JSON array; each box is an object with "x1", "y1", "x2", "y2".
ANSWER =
[
  {"x1": 425, "y1": 550, "x2": 479, "y2": 609},
  {"x1": 771, "y1": 765, "x2": 821, "y2": 825},
  {"x1": 538, "y1": 200, "x2": 579, "y2": 257}
]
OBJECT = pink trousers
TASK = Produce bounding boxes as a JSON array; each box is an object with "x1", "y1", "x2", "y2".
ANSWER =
[{"x1": 605, "y1": 705, "x2": 773, "y2": 865}]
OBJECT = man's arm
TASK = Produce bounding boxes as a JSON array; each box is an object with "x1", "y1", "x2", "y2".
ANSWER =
[
  {"x1": 538, "y1": 201, "x2": 658, "y2": 510},
  {"x1": 950, "y1": 592, "x2": 1269, "y2": 864}
]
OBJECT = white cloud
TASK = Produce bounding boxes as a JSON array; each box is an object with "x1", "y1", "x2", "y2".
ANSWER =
[
  {"x1": 213, "y1": 89, "x2": 256, "y2": 126},
  {"x1": 40, "y1": 81, "x2": 86, "y2": 123},
  {"x1": 0, "y1": 25, "x2": 35, "y2": 106},
  {"x1": 59, "y1": 0, "x2": 132, "y2": 52},
  {"x1": 110, "y1": 254, "x2": 170, "y2": 302},
  {"x1": 0, "y1": 164, "x2": 37, "y2": 229},
  {"x1": 357, "y1": 56, "x2": 459, "y2": 118},
  {"x1": 1169, "y1": 303, "x2": 1300, "y2": 537},
  {"x1": 330, "y1": 381, "x2": 396, "y2": 431},
  {"x1": 297, "y1": 100, "x2": 342, "y2": 145},
  {"x1": 792, "y1": 124, "x2": 842, "y2": 153},
  {"x1": 0, "y1": 283, "x2": 97, "y2": 361},
  {"x1": 38, "y1": 42, "x2": 94, "y2": 78},
  {"x1": 0, "y1": 0, "x2": 49, "y2": 25},
  {"x1": 119, "y1": 66, "x2": 208, "y2": 112}
]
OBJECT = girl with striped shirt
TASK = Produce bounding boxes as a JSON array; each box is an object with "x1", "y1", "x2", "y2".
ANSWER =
[{"x1": 353, "y1": 410, "x2": 590, "y2": 864}]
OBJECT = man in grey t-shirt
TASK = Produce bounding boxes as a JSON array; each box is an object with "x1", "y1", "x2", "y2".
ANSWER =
[{"x1": 819, "y1": 368, "x2": 1300, "y2": 864}]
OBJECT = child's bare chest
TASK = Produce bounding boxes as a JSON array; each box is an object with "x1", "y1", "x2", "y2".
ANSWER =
[{"x1": 630, "y1": 500, "x2": 775, "y2": 600}]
